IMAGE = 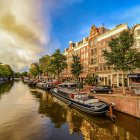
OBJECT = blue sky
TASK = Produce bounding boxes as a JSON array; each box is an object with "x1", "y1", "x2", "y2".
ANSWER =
[{"x1": 42, "y1": 0, "x2": 140, "y2": 52}]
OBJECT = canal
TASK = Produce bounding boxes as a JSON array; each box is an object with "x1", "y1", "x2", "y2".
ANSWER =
[{"x1": 0, "y1": 81, "x2": 139, "y2": 140}]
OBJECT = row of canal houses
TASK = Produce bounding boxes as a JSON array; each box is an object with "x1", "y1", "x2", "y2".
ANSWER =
[{"x1": 60, "y1": 24, "x2": 140, "y2": 88}]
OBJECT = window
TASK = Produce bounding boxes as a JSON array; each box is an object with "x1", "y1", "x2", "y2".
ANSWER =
[
  {"x1": 91, "y1": 49, "x2": 93, "y2": 55},
  {"x1": 90, "y1": 41, "x2": 93, "y2": 47},
  {"x1": 93, "y1": 48, "x2": 97, "y2": 55},
  {"x1": 103, "y1": 65, "x2": 106, "y2": 71},
  {"x1": 91, "y1": 48, "x2": 97, "y2": 55},
  {"x1": 100, "y1": 65, "x2": 102, "y2": 71},
  {"x1": 108, "y1": 66, "x2": 111, "y2": 70},
  {"x1": 95, "y1": 67, "x2": 98, "y2": 72},
  {"x1": 93, "y1": 58, "x2": 97, "y2": 64},
  {"x1": 91, "y1": 58, "x2": 93, "y2": 65},
  {"x1": 91, "y1": 58, "x2": 97, "y2": 65},
  {"x1": 137, "y1": 29, "x2": 140, "y2": 35}
]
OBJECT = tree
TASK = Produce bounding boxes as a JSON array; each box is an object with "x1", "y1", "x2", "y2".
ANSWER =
[
  {"x1": 50, "y1": 49, "x2": 67, "y2": 81},
  {"x1": 85, "y1": 74, "x2": 98, "y2": 86},
  {"x1": 38, "y1": 55, "x2": 54, "y2": 79},
  {"x1": 29, "y1": 63, "x2": 39, "y2": 77},
  {"x1": 103, "y1": 30, "x2": 140, "y2": 95},
  {"x1": 71, "y1": 55, "x2": 83, "y2": 81},
  {"x1": 14, "y1": 72, "x2": 21, "y2": 78},
  {"x1": 39, "y1": 55, "x2": 51, "y2": 73},
  {"x1": 21, "y1": 71, "x2": 28, "y2": 77},
  {"x1": 0, "y1": 64, "x2": 13, "y2": 78}
]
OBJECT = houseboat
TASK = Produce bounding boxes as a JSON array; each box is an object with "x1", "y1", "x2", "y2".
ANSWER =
[
  {"x1": 36, "y1": 81, "x2": 55, "y2": 91},
  {"x1": 51, "y1": 83, "x2": 109, "y2": 115}
]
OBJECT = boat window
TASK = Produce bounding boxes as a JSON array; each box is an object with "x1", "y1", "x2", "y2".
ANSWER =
[
  {"x1": 63, "y1": 84, "x2": 68, "y2": 88},
  {"x1": 70, "y1": 84, "x2": 77, "y2": 89},
  {"x1": 58, "y1": 84, "x2": 63, "y2": 88}
]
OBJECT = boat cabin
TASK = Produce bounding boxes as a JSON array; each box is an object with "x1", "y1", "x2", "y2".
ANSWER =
[{"x1": 58, "y1": 83, "x2": 77, "y2": 90}]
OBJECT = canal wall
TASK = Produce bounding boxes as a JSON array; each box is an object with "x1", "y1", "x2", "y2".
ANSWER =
[{"x1": 92, "y1": 94, "x2": 140, "y2": 119}]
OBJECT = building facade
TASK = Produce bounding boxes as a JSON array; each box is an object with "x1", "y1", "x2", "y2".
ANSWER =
[
  {"x1": 61, "y1": 24, "x2": 140, "y2": 87},
  {"x1": 61, "y1": 37, "x2": 89, "y2": 82},
  {"x1": 92, "y1": 24, "x2": 129, "y2": 87},
  {"x1": 127, "y1": 24, "x2": 140, "y2": 88}
]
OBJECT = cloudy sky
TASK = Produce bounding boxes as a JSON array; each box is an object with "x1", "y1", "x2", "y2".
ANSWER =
[{"x1": 0, "y1": 0, "x2": 140, "y2": 71}]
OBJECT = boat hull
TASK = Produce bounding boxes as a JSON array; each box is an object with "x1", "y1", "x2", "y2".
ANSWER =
[{"x1": 51, "y1": 89, "x2": 108, "y2": 115}]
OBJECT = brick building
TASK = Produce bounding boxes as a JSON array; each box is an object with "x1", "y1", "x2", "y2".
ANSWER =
[
  {"x1": 61, "y1": 23, "x2": 140, "y2": 87},
  {"x1": 92, "y1": 24, "x2": 129, "y2": 87},
  {"x1": 127, "y1": 24, "x2": 140, "y2": 88},
  {"x1": 61, "y1": 37, "x2": 89, "y2": 82}
]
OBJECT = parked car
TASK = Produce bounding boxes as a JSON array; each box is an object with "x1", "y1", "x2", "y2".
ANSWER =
[{"x1": 91, "y1": 86, "x2": 113, "y2": 94}]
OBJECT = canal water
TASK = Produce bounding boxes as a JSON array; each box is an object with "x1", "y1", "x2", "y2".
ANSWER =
[{"x1": 0, "y1": 81, "x2": 139, "y2": 140}]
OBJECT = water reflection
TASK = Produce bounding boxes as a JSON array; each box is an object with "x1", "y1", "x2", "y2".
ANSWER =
[
  {"x1": 0, "y1": 82, "x2": 139, "y2": 140},
  {"x1": 31, "y1": 90, "x2": 68, "y2": 128},
  {"x1": 33, "y1": 90, "x2": 140, "y2": 140},
  {"x1": 0, "y1": 82, "x2": 14, "y2": 99}
]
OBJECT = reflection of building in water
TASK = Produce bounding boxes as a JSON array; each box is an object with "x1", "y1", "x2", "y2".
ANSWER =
[
  {"x1": 67, "y1": 111, "x2": 75, "y2": 134},
  {"x1": 65, "y1": 107, "x2": 138, "y2": 140},
  {"x1": 80, "y1": 119, "x2": 112, "y2": 140},
  {"x1": 42, "y1": 93, "x2": 54, "y2": 104},
  {"x1": 67, "y1": 110, "x2": 82, "y2": 134},
  {"x1": 80, "y1": 119, "x2": 137, "y2": 140},
  {"x1": 39, "y1": 93, "x2": 139, "y2": 140}
]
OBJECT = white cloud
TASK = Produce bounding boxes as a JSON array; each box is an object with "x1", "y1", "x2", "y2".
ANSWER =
[
  {"x1": 0, "y1": 0, "x2": 47, "y2": 71},
  {"x1": 0, "y1": 0, "x2": 84, "y2": 71}
]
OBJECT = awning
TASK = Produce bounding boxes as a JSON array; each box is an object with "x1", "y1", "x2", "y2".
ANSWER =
[{"x1": 128, "y1": 73, "x2": 140, "y2": 78}]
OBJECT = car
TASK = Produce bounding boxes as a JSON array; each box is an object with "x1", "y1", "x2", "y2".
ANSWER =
[{"x1": 91, "y1": 86, "x2": 113, "y2": 94}]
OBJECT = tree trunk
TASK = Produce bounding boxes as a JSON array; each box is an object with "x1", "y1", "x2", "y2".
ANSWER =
[
  {"x1": 122, "y1": 71, "x2": 126, "y2": 95},
  {"x1": 57, "y1": 71, "x2": 59, "y2": 83}
]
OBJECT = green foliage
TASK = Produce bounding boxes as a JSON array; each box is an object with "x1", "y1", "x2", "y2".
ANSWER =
[
  {"x1": 39, "y1": 55, "x2": 51, "y2": 73},
  {"x1": 21, "y1": 71, "x2": 28, "y2": 77},
  {"x1": 50, "y1": 49, "x2": 67, "y2": 80},
  {"x1": 29, "y1": 63, "x2": 39, "y2": 77},
  {"x1": 71, "y1": 55, "x2": 83, "y2": 80},
  {"x1": 14, "y1": 72, "x2": 21, "y2": 78},
  {"x1": 85, "y1": 75, "x2": 98, "y2": 86},
  {"x1": 103, "y1": 30, "x2": 140, "y2": 71},
  {"x1": 0, "y1": 64, "x2": 13, "y2": 77},
  {"x1": 103, "y1": 30, "x2": 140, "y2": 94}
]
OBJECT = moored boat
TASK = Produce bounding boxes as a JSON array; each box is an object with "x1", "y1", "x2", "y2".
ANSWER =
[
  {"x1": 44, "y1": 82, "x2": 55, "y2": 91},
  {"x1": 28, "y1": 80, "x2": 37, "y2": 86},
  {"x1": 36, "y1": 81, "x2": 56, "y2": 91},
  {"x1": 23, "y1": 77, "x2": 30, "y2": 83},
  {"x1": 36, "y1": 81, "x2": 46, "y2": 89},
  {"x1": 50, "y1": 83, "x2": 109, "y2": 115}
]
